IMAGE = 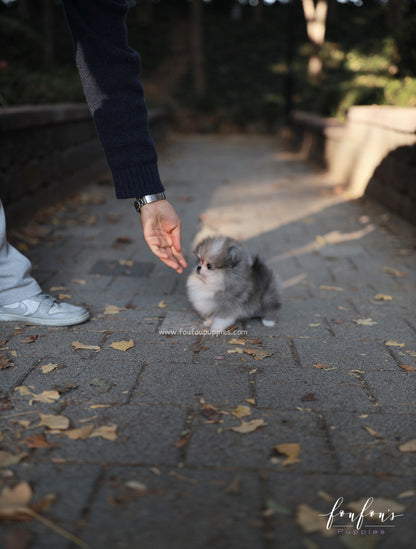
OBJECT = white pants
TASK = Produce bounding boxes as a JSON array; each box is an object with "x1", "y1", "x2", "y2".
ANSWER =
[{"x1": 0, "y1": 199, "x2": 41, "y2": 305}]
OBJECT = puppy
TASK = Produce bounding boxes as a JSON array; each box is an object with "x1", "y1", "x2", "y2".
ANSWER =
[{"x1": 187, "y1": 235, "x2": 282, "y2": 331}]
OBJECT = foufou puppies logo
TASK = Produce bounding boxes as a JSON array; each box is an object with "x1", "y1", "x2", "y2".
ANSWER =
[{"x1": 320, "y1": 497, "x2": 404, "y2": 535}]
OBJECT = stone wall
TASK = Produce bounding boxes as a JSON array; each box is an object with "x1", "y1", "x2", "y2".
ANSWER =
[
  {"x1": 286, "y1": 106, "x2": 416, "y2": 225},
  {"x1": 0, "y1": 104, "x2": 167, "y2": 226}
]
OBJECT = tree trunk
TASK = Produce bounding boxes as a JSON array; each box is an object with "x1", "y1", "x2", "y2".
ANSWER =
[
  {"x1": 190, "y1": 0, "x2": 206, "y2": 98},
  {"x1": 301, "y1": 0, "x2": 328, "y2": 82}
]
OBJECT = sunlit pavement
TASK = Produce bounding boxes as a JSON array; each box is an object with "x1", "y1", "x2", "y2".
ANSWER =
[{"x1": 1, "y1": 134, "x2": 415, "y2": 548}]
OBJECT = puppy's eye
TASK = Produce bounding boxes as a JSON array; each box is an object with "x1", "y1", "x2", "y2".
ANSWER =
[{"x1": 207, "y1": 263, "x2": 213, "y2": 270}]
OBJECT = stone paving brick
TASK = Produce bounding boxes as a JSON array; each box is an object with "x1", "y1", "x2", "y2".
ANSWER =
[
  {"x1": 133, "y1": 362, "x2": 251, "y2": 406},
  {"x1": 323, "y1": 411, "x2": 416, "y2": 475},
  {"x1": 80, "y1": 466, "x2": 263, "y2": 549},
  {"x1": 292, "y1": 337, "x2": 400, "y2": 372},
  {"x1": 186, "y1": 408, "x2": 336, "y2": 473},
  {"x1": 254, "y1": 367, "x2": 374, "y2": 411}
]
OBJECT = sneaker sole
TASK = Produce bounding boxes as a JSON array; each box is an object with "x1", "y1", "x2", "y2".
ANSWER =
[{"x1": 0, "y1": 311, "x2": 90, "y2": 327}]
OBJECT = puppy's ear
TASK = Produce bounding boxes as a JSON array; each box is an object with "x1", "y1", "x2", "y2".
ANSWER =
[{"x1": 228, "y1": 245, "x2": 240, "y2": 267}]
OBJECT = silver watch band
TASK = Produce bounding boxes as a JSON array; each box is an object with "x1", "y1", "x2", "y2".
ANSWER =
[{"x1": 134, "y1": 192, "x2": 166, "y2": 213}]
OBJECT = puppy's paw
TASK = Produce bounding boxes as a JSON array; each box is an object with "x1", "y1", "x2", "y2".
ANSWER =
[
  {"x1": 262, "y1": 318, "x2": 275, "y2": 327},
  {"x1": 211, "y1": 317, "x2": 236, "y2": 332}
]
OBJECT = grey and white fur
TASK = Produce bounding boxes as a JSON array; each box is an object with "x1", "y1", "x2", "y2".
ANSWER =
[{"x1": 187, "y1": 235, "x2": 282, "y2": 331}]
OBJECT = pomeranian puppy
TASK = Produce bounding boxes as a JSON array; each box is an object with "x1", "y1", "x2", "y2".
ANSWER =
[{"x1": 187, "y1": 235, "x2": 282, "y2": 331}]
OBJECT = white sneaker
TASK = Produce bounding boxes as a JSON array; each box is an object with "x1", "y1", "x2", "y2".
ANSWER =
[{"x1": 0, "y1": 293, "x2": 89, "y2": 326}]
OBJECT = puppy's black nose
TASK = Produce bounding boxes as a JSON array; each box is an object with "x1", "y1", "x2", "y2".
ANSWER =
[{"x1": 196, "y1": 265, "x2": 202, "y2": 274}]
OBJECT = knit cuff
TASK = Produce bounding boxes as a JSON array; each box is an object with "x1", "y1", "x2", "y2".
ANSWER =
[{"x1": 112, "y1": 161, "x2": 165, "y2": 199}]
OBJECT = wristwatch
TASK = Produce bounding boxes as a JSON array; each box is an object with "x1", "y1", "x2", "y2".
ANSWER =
[{"x1": 134, "y1": 192, "x2": 166, "y2": 213}]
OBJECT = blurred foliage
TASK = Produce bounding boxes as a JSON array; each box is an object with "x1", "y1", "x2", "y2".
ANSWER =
[{"x1": 0, "y1": 0, "x2": 416, "y2": 125}]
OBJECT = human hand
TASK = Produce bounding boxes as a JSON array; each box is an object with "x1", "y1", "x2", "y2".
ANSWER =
[{"x1": 140, "y1": 200, "x2": 188, "y2": 273}]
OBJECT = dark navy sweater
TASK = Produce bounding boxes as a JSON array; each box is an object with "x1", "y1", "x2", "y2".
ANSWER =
[{"x1": 62, "y1": 0, "x2": 164, "y2": 199}]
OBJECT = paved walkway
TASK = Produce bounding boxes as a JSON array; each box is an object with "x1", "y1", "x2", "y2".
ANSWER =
[{"x1": 1, "y1": 135, "x2": 415, "y2": 549}]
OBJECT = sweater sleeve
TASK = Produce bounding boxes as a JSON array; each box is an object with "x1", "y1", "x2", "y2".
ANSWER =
[{"x1": 62, "y1": 0, "x2": 164, "y2": 199}]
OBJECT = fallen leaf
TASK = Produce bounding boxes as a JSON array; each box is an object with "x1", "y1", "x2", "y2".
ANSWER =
[
  {"x1": 54, "y1": 382, "x2": 78, "y2": 394},
  {"x1": 201, "y1": 404, "x2": 222, "y2": 423},
  {"x1": 398, "y1": 438, "x2": 416, "y2": 452},
  {"x1": 104, "y1": 305, "x2": 124, "y2": 315},
  {"x1": 353, "y1": 318, "x2": 377, "y2": 326},
  {"x1": 272, "y1": 443, "x2": 301, "y2": 465},
  {"x1": 38, "y1": 414, "x2": 70, "y2": 430},
  {"x1": 30, "y1": 390, "x2": 61, "y2": 404},
  {"x1": 90, "y1": 378, "x2": 112, "y2": 394},
  {"x1": 361, "y1": 426, "x2": 384, "y2": 439},
  {"x1": 227, "y1": 346, "x2": 272, "y2": 360},
  {"x1": 40, "y1": 363, "x2": 59, "y2": 374},
  {"x1": 315, "y1": 235, "x2": 327, "y2": 246},
  {"x1": 246, "y1": 398, "x2": 256, "y2": 405},
  {"x1": 71, "y1": 278, "x2": 87, "y2": 285},
  {"x1": 23, "y1": 433, "x2": 53, "y2": 449},
  {"x1": 158, "y1": 300, "x2": 167, "y2": 308},
  {"x1": 64, "y1": 425, "x2": 95, "y2": 440},
  {"x1": 125, "y1": 481, "x2": 147, "y2": 495},
  {"x1": 0, "y1": 451, "x2": 27, "y2": 468},
  {"x1": 58, "y1": 294, "x2": 72, "y2": 300},
  {"x1": 113, "y1": 236, "x2": 133, "y2": 246},
  {"x1": 0, "y1": 354, "x2": 13, "y2": 370},
  {"x1": 72, "y1": 341, "x2": 101, "y2": 351},
  {"x1": 398, "y1": 364, "x2": 416, "y2": 372},
  {"x1": 397, "y1": 490, "x2": 415, "y2": 498},
  {"x1": 232, "y1": 405, "x2": 252, "y2": 419},
  {"x1": 89, "y1": 424, "x2": 118, "y2": 441},
  {"x1": 0, "y1": 482, "x2": 32, "y2": 518},
  {"x1": 108, "y1": 339, "x2": 135, "y2": 352},
  {"x1": 229, "y1": 418, "x2": 267, "y2": 434},
  {"x1": 373, "y1": 293, "x2": 392, "y2": 301},
  {"x1": 14, "y1": 386, "x2": 33, "y2": 397},
  {"x1": 382, "y1": 266, "x2": 407, "y2": 278},
  {"x1": 23, "y1": 335, "x2": 38, "y2": 344},
  {"x1": 296, "y1": 503, "x2": 334, "y2": 537},
  {"x1": 385, "y1": 340, "x2": 405, "y2": 347},
  {"x1": 50, "y1": 286, "x2": 67, "y2": 292},
  {"x1": 229, "y1": 338, "x2": 247, "y2": 346},
  {"x1": 313, "y1": 363, "x2": 328, "y2": 370},
  {"x1": 119, "y1": 259, "x2": 133, "y2": 267},
  {"x1": 300, "y1": 393, "x2": 317, "y2": 402},
  {"x1": 319, "y1": 285, "x2": 344, "y2": 292}
]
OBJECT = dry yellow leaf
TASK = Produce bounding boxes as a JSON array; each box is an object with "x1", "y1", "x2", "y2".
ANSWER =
[
  {"x1": 398, "y1": 438, "x2": 416, "y2": 452},
  {"x1": 58, "y1": 294, "x2": 72, "y2": 300},
  {"x1": 104, "y1": 305, "x2": 123, "y2": 315},
  {"x1": 90, "y1": 424, "x2": 118, "y2": 441},
  {"x1": 71, "y1": 278, "x2": 87, "y2": 285},
  {"x1": 0, "y1": 482, "x2": 32, "y2": 518},
  {"x1": 38, "y1": 414, "x2": 70, "y2": 430},
  {"x1": 385, "y1": 340, "x2": 405, "y2": 347},
  {"x1": 0, "y1": 451, "x2": 28, "y2": 468},
  {"x1": 353, "y1": 318, "x2": 377, "y2": 326},
  {"x1": 227, "y1": 346, "x2": 272, "y2": 360},
  {"x1": 108, "y1": 339, "x2": 135, "y2": 352},
  {"x1": 40, "y1": 363, "x2": 59, "y2": 374},
  {"x1": 158, "y1": 300, "x2": 167, "y2": 308},
  {"x1": 382, "y1": 266, "x2": 407, "y2": 278},
  {"x1": 125, "y1": 481, "x2": 147, "y2": 494},
  {"x1": 90, "y1": 404, "x2": 111, "y2": 409},
  {"x1": 362, "y1": 425, "x2": 383, "y2": 439},
  {"x1": 273, "y1": 443, "x2": 301, "y2": 465},
  {"x1": 229, "y1": 338, "x2": 246, "y2": 346},
  {"x1": 246, "y1": 398, "x2": 256, "y2": 405},
  {"x1": 119, "y1": 259, "x2": 133, "y2": 267},
  {"x1": 30, "y1": 390, "x2": 61, "y2": 404},
  {"x1": 64, "y1": 425, "x2": 95, "y2": 440},
  {"x1": 229, "y1": 418, "x2": 267, "y2": 434},
  {"x1": 374, "y1": 293, "x2": 393, "y2": 301},
  {"x1": 72, "y1": 341, "x2": 101, "y2": 351},
  {"x1": 319, "y1": 285, "x2": 344, "y2": 292},
  {"x1": 232, "y1": 405, "x2": 252, "y2": 419}
]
